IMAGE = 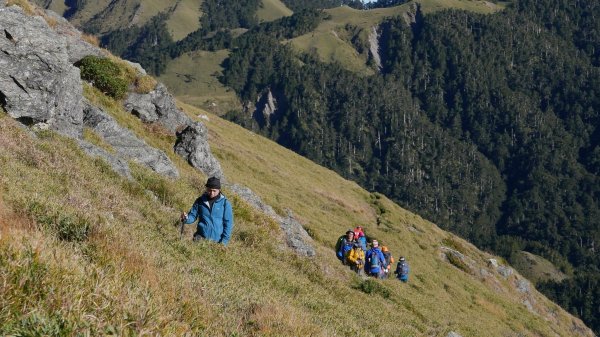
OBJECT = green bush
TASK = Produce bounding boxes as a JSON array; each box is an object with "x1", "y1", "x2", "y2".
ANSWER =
[
  {"x1": 75, "y1": 56, "x2": 130, "y2": 99},
  {"x1": 353, "y1": 279, "x2": 391, "y2": 299}
]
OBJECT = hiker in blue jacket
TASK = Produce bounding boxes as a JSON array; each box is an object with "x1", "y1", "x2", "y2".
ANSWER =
[
  {"x1": 181, "y1": 177, "x2": 234, "y2": 245},
  {"x1": 365, "y1": 240, "x2": 386, "y2": 278},
  {"x1": 395, "y1": 257, "x2": 410, "y2": 283}
]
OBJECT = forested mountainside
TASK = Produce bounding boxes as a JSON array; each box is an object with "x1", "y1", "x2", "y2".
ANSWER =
[{"x1": 33, "y1": 0, "x2": 600, "y2": 333}]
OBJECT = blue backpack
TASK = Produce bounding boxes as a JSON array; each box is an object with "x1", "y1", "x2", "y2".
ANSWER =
[
  {"x1": 337, "y1": 240, "x2": 353, "y2": 259},
  {"x1": 370, "y1": 250, "x2": 381, "y2": 269},
  {"x1": 398, "y1": 262, "x2": 409, "y2": 276}
]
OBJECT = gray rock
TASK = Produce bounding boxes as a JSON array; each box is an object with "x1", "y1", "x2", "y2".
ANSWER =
[
  {"x1": 446, "y1": 332, "x2": 463, "y2": 337},
  {"x1": 83, "y1": 100, "x2": 179, "y2": 178},
  {"x1": 41, "y1": 9, "x2": 106, "y2": 63},
  {"x1": 0, "y1": 6, "x2": 83, "y2": 138},
  {"x1": 280, "y1": 210, "x2": 316, "y2": 257},
  {"x1": 516, "y1": 278, "x2": 531, "y2": 294},
  {"x1": 522, "y1": 299, "x2": 534, "y2": 312},
  {"x1": 77, "y1": 139, "x2": 132, "y2": 178},
  {"x1": 174, "y1": 122, "x2": 223, "y2": 179},
  {"x1": 228, "y1": 183, "x2": 278, "y2": 218},
  {"x1": 488, "y1": 258, "x2": 499, "y2": 268},
  {"x1": 368, "y1": 26, "x2": 382, "y2": 71},
  {"x1": 497, "y1": 265, "x2": 513, "y2": 279},
  {"x1": 228, "y1": 183, "x2": 316, "y2": 257},
  {"x1": 124, "y1": 83, "x2": 191, "y2": 133},
  {"x1": 122, "y1": 60, "x2": 146, "y2": 76}
]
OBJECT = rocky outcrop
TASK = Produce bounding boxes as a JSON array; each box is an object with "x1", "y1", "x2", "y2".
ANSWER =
[
  {"x1": 368, "y1": 26, "x2": 382, "y2": 71},
  {"x1": 77, "y1": 139, "x2": 132, "y2": 178},
  {"x1": 228, "y1": 183, "x2": 316, "y2": 257},
  {"x1": 0, "y1": 3, "x2": 223, "y2": 181},
  {"x1": 83, "y1": 100, "x2": 179, "y2": 178},
  {"x1": 41, "y1": 9, "x2": 106, "y2": 64},
  {"x1": 0, "y1": 5, "x2": 83, "y2": 138},
  {"x1": 253, "y1": 89, "x2": 277, "y2": 128},
  {"x1": 124, "y1": 83, "x2": 191, "y2": 133},
  {"x1": 125, "y1": 83, "x2": 223, "y2": 179},
  {"x1": 174, "y1": 122, "x2": 223, "y2": 179}
]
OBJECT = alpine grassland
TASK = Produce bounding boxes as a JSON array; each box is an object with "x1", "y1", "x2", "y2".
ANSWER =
[
  {"x1": 157, "y1": 49, "x2": 241, "y2": 115},
  {"x1": 0, "y1": 82, "x2": 591, "y2": 335},
  {"x1": 256, "y1": 0, "x2": 293, "y2": 23}
]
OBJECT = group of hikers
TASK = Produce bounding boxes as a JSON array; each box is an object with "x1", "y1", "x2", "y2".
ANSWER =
[
  {"x1": 179, "y1": 177, "x2": 409, "y2": 283},
  {"x1": 335, "y1": 227, "x2": 410, "y2": 282}
]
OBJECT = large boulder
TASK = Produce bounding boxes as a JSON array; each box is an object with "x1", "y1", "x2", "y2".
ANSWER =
[
  {"x1": 0, "y1": 5, "x2": 83, "y2": 138},
  {"x1": 124, "y1": 83, "x2": 191, "y2": 133},
  {"x1": 40, "y1": 9, "x2": 106, "y2": 64},
  {"x1": 83, "y1": 100, "x2": 179, "y2": 178},
  {"x1": 174, "y1": 122, "x2": 223, "y2": 179}
]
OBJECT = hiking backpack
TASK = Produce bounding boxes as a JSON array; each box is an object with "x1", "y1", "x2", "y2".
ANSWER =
[
  {"x1": 370, "y1": 251, "x2": 381, "y2": 269},
  {"x1": 399, "y1": 262, "x2": 409, "y2": 276}
]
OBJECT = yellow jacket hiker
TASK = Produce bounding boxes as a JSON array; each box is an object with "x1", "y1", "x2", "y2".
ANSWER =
[{"x1": 346, "y1": 243, "x2": 365, "y2": 273}]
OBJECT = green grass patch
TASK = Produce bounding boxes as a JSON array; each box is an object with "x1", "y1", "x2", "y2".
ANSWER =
[{"x1": 353, "y1": 279, "x2": 391, "y2": 299}]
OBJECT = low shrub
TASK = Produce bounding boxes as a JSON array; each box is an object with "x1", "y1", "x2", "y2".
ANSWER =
[
  {"x1": 75, "y1": 56, "x2": 130, "y2": 99},
  {"x1": 353, "y1": 279, "x2": 391, "y2": 299}
]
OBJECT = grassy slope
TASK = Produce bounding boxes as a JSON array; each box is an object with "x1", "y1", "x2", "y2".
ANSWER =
[
  {"x1": 289, "y1": 0, "x2": 505, "y2": 73},
  {"x1": 166, "y1": 0, "x2": 203, "y2": 41},
  {"x1": 512, "y1": 251, "x2": 569, "y2": 284},
  {"x1": 256, "y1": 0, "x2": 293, "y2": 23},
  {"x1": 46, "y1": 0, "x2": 66, "y2": 16},
  {"x1": 158, "y1": 50, "x2": 241, "y2": 115},
  {"x1": 0, "y1": 92, "x2": 590, "y2": 335},
  {"x1": 68, "y1": 0, "x2": 192, "y2": 39}
]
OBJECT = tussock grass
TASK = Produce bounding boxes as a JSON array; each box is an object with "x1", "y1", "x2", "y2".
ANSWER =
[
  {"x1": 81, "y1": 33, "x2": 100, "y2": 47},
  {"x1": 134, "y1": 75, "x2": 158, "y2": 94}
]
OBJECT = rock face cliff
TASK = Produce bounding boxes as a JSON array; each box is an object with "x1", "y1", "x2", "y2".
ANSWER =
[
  {"x1": 0, "y1": 5, "x2": 83, "y2": 139},
  {"x1": 0, "y1": 3, "x2": 222, "y2": 181}
]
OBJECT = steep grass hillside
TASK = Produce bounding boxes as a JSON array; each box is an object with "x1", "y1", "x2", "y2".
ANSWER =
[
  {"x1": 0, "y1": 82, "x2": 593, "y2": 335},
  {"x1": 32, "y1": 0, "x2": 202, "y2": 41},
  {"x1": 257, "y1": 0, "x2": 293, "y2": 23},
  {"x1": 157, "y1": 49, "x2": 240, "y2": 115}
]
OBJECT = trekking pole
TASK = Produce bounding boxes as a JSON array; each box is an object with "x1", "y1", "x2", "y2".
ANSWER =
[{"x1": 179, "y1": 216, "x2": 185, "y2": 240}]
